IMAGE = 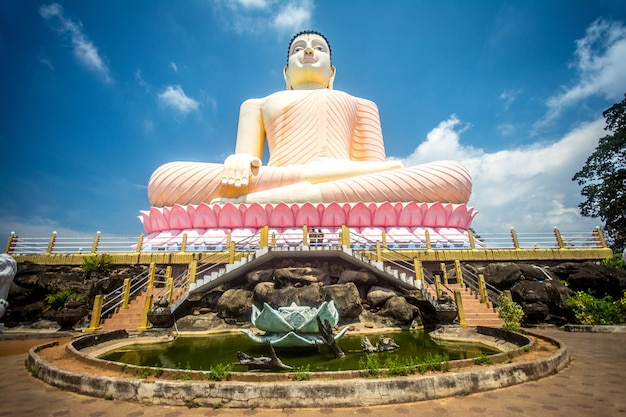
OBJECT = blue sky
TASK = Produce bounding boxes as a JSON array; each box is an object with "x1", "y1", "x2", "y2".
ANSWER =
[{"x1": 1, "y1": 0, "x2": 626, "y2": 240}]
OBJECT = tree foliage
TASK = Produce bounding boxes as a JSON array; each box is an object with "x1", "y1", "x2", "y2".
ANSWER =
[{"x1": 573, "y1": 94, "x2": 626, "y2": 251}]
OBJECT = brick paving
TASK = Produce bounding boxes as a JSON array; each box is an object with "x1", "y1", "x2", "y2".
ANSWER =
[{"x1": 0, "y1": 329, "x2": 624, "y2": 416}]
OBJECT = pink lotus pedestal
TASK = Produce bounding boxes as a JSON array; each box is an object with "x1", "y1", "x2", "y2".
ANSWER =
[{"x1": 138, "y1": 201, "x2": 477, "y2": 249}]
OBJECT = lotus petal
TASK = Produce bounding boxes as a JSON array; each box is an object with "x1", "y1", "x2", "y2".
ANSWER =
[
  {"x1": 270, "y1": 331, "x2": 319, "y2": 347},
  {"x1": 346, "y1": 202, "x2": 371, "y2": 227},
  {"x1": 243, "y1": 203, "x2": 268, "y2": 228},
  {"x1": 295, "y1": 202, "x2": 321, "y2": 226},
  {"x1": 372, "y1": 202, "x2": 397, "y2": 227},
  {"x1": 193, "y1": 203, "x2": 218, "y2": 228},
  {"x1": 252, "y1": 302, "x2": 295, "y2": 333},
  {"x1": 217, "y1": 203, "x2": 243, "y2": 228},
  {"x1": 296, "y1": 301, "x2": 338, "y2": 332},
  {"x1": 321, "y1": 202, "x2": 345, "y2": 226},
  {"x1": 169, "y1": 204, "x2": 192, "y2": 229}
]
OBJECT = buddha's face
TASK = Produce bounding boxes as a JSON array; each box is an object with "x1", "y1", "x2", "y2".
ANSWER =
[{"x1": 284, "y1": 34, "x2": 335, "y2": 89}]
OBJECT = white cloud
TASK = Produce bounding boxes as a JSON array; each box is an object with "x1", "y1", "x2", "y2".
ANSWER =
[
  {"x1": 216, "y1": 0, "x2": 313, "y2": 35},
  {"x1": 158, "y1": 85, "x2": 200, "y2": 114},
  {"x1": 400, "y1": 116, "x2": 605, "y2": 234},
  {"x1": 169, "y1": 61, "x2": 178, "y2": 73},
  {"x1": 39, "y1": 2, "x2": 113, "y2": 83},
  {"x1": 234, "y1": 0, "x2": 269, "y2": 8},
  {"x1": 499, "y1": 89, "x2": 522, "y2": 111},
  {"x1": 272, "y1": 2, "x2": 313, "y2": 33},
  {"x1": 538, "y1": 19, "x2": 626, "y2": 126},
  {"x1": 0, "y1": 215, "x2": 93, "y2": 240}
]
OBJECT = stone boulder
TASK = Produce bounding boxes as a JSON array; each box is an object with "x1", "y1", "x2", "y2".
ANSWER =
[
  {"x1": 325, "y1": 282, "x2": 363, "y2": 322},
  {"x1": 274, "y1": 267, "x2": 328, "y2": 287},
  {"x1": 175, "y1": 312, "x2": 247, "y2": 331},
  {"x1": 337, "y1": 269, "x2": 377, "y2": 286},
  {"x1": 379, "y1": 296, "x2": 419, "y2": 323},
  {"x1": 246, "y1": 269, "x2": 274, "y2": 286},
  {"x1": 549, "y1": 262, "x2": 626, "y2": 299},
  {"x1": 215, "y1": 289, "x2": 253, "y2": 321},
  {"x1": 253, "y1": 282, "x2": 325, "y2": 308},
  {"x1": 482, "y1": 263, "x2": 549, "y2": 289},
  {"x1": 366, "y1": 286, "x2": 399, "y2": 307},
  {"x1": 511, "y1": 280, "x2": 572, "y2": 324}
]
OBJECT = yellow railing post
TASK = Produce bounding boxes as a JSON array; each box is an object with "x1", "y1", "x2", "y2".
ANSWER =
[
  {"x1": 4, "y1": 232, "x2": 17, "y2": 254},
  {"x1": 468, "y1": 229, "x2": 476, "y2": 250},
  {"x1": 454, "y1": 291, "x2": 467, "y2": 327},
  {"x1": 454, "y1": 260, "x2": 463, "y2": 286},
  {"x1": 147, "y1": 262, "x2": 156, "y2": 289},
  {"x1": 226, "y1": 231, "x2": 232, "y2": 248},
  {"x1": 554, "y1": 227, "x2": 565, "y2": 249},
  {"x1": 503, "y1": 289, "x2": 513, "y2": 302},
  {"x1": 270, "y1": 232, "x2": 276, "y2": 248},
  {"x1": 593, "y1": 226, "x2": 608, "y2": 248},
  {"x1": 425, "y1": 230, "x2": 432, "y2": 250},
  {"x1": 510, "y1": 228, "x2": 520, "y2": 249},
  {"x1": 228, "y1": 242, "x2": 235, "y2": 264},
  {"x1": 413, "y1": 258, "x2": 423, "y2": 287},
  {"x1": 434, "y1": 274, "x2": 442, "y2": 298},
  {"x1": 376, "y1": 241, "x2": 382, "y2": 263},
  {"x1": 188, "y1": 260, "x2": 198, "y2": 285},
  {"x1": 90, "y1": 231, "x2": 101, "y2": 254},
  {"x1": 381, "y1": 231, "x2": 387, "y2": 248},
  {"x1": 180, "y1": 233, "x2": 188, "y2": 253},
  {"x1": 478, "y1": 274, "x2": 488, "y2": 304},
  {"x1": 166, "y1": 277, "x2": 174, "y2": 304},
  {"x1": 343, "y1": 225, "x2": 352, "y2": 247},
  {"x1": 260, "y1": 225, "x2": 269, "y2": 249},
  {"x1": 84, "y1": 294, "x2": 103, "y2": 333},
  {"x1": 135, "y1": 233, "x2": 144, "y2": 253},
  {"x1": 303, "y1": 225, "x2": 309, "y2": 247},
  {"x1": 121, "y1": 278, "x2": 131, "y2": 309},
  {"x1": 440, "y1": 262, "x2": 448, "y2": 285},
  {"x1": 137, "y1": 294, "x2": 153, "y2": 331},
  {"x1": 46, "y1": 232, "x2": 57, "y2": 255}
]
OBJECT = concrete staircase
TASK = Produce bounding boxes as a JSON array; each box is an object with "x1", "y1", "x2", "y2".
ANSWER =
[
  {"x1": 100, "y1": 286, "x2": 186, "y2": 331},
  {"x1": 447, "y1": 284, "x2": 504, "y2": 327}
]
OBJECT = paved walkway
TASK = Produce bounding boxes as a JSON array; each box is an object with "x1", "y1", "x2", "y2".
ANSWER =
[{"x1": 0, "y1": 329, "x2": 624, "y2": 416}]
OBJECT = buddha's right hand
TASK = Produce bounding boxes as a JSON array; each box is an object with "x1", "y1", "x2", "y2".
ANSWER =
[{"x1": 221, "y1": 153, "x2": 262, "y2": 187}]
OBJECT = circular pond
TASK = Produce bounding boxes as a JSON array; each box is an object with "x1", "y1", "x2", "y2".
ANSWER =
[{"x1": 99, "y1": 330, "x2": 500, "y2": 372}]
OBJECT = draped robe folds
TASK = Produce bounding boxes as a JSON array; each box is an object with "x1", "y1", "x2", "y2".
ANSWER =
[{"x1": 147, "y1": 89, "x2": 472, "y2": 207}]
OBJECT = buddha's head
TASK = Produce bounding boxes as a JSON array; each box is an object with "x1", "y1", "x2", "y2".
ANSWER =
[{"x1": 284, "y1": 30, "x2": 336, "y2": 90}]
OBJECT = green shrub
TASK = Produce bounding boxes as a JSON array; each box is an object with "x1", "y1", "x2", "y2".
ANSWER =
[
  {"x1": 293, "y1": 364, "x2": 312, "y2": 381},
  {"x1": 601, "y1": 254, "x2": 625, "y2": 269},
  {"x1": 81, "y1": 254, "x2": 113, "y2": 278},
  {"x1": 205, "y1": 363, "x2": 233, "y2": 381},
  {"x1": 44, "y1": 288, "x2": 84, "y2": 311},
  {"x1": 474, "y1": 354, "x2": 493, "y2": 365},
  {"x1": 565, "y1": 291, "x2": 626, "y2": 325},
  {"x1": 358, "y1": 354, "x2": 382, "y2": 378},
  {"x1": 496, "y1": 294, "x2": 524, "y2": 331}
]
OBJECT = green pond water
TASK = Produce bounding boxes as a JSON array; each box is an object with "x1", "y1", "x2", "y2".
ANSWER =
[{"x1": 100, "y1": 330, "x2": 500, "y2": 372}]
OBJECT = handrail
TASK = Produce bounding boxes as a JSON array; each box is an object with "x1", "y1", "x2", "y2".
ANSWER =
[
  {"x1": 3, "y1": 226, "x2": 608, "y2": 256},
  {"x1": 455, "y1": 263, "x2": 502, "y2": 306}
]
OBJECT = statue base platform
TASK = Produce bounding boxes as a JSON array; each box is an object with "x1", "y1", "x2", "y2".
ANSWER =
[{"x1": 138, "y1": 201, "x2": 476, "y2": 249}]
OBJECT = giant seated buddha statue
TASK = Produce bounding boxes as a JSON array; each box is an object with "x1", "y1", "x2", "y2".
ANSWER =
[{"x1": 147, "y1": 31, "x2": 471, "y2": 207}]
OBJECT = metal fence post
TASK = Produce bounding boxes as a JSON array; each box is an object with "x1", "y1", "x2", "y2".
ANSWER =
[
  {"x1": 84, "y1": 294, "x2": 103, "y2": 333},
  {"x1": 45, "y1": 232, "x2": 57, "y2": 255},
  {"x1": 137, "y1": 294, "x2": 153, "y2": 331},
  {"x1": 454, "y1": 260, "x2": 463, "y2": 286},
  {"x1": 90, "y1": 231, "x2": 101, "y2": 254},
  {"x1": 454, "y1": 291, "x2": 467, "y2": 327},
  {"x1": 121, "y1": 278, "x2": 131, "y2": 309}
]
